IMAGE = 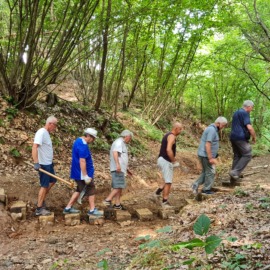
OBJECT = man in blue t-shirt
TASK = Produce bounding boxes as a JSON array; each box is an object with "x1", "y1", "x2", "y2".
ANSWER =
[
  {"x1": 63, "y1": 128, "x2": 103, "y2": 217},
  {"x1": 192, "y1": 117, "x2": 227, "y2": 195},
  {"x1": 229, "y1": 100, "x2": 256, "y2": 183}
]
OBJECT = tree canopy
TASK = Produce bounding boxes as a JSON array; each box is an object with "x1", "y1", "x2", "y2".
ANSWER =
[{"x1": 0, "y1": 0, "x2": 270, "y2": 134}]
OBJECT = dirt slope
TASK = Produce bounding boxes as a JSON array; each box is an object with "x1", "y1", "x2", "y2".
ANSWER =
[{"x1": 0, "y1": 97, "x2": 270, "y2": 269}]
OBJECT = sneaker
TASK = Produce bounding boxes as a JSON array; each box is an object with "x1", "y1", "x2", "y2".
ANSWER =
[
  {"x1": 87, "y1": 208, "x2": 103, "y2": 216},
  {"x1": 155, "y1": 188, "x2": 163, "y2": 196},
  {"x1": 35, "y1": 208, "x2": 51, "y2": 216},
  {"x1": 202, "y1": 190, "x2": 215, "y2": 195},
  {"x1": 103, "y1": 200, "x2": 111, "y2": 206},
  {"x1": 36, "y1": 201, "x2": 46, "y2": 208},
  {"x1": 191, "y1": 184, "x2": 198, "y2": 194},
  {"x1": 229, "y1": 172, "x2": 239, "y2": 181},
  {"x1": 63, "y1": 207, "x2": 80, "y2": 214},
  {"x1": 162, "y1": 200, "x2": 171, "y2": 207},
  {"x1": 113, "y1": 204, "x2": 126, "y2": 210}
]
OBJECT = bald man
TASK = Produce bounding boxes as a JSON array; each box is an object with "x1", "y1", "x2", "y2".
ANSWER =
[{"x1": 156, "y1": 122, "x2": 183, "y2": 206}]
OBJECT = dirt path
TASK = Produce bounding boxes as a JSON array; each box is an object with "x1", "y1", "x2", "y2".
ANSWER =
[{"x1": 0, "y1": 152, "x2": 270, "y2": 269}]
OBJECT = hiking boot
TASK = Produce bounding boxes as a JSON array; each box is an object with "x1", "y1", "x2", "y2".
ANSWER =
[
  {"x1": 103, "y1": 200, "x2": 111, "y2": 207},
  {"x1": 35, "y1": 208, "x2": 51, "y2": 216},
  {"x1": 202, "y1": 190, "x2": 215, "y2": 195},
  {"x1": 63, "y1": 207, "x2": 80, "y2": 214},
  {"x1": 88, "y1": 208, "x2": 103, "y2": 217},
  {"x1": 113, "y1": 204, "x2": 126, "y2": 210},
  {"x1": 191, "y1": 184, "x2": 198, "y2": 195}
]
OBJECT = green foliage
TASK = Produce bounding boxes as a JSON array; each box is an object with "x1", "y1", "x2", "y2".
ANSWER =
[
  {"x1": 132, "y1": 115, "x2": 163, "y2": 141},
  {"x1": 221, "y1": 253, "x2": 248, "y2": 270},
  {"x1": 5, "y1": 107, "x2": 18, "y2": 120},
  {"x1": 50, "y1": 259, "x2": 69, "y2": 270},
  {"x1": 233, "y1": 187, "x2": 249, "y2": 197},
  {"x1": 172, "y1": 214, "x2": 222, "y2": 258},
  {"x1": 193, "y1": 214, "x2": 211, "y2": 236},
  {"x1": 97, "y1": 259, "x2": 109, "y2": 270},
  {"x1": 9, "y1": 148, "x2": 21, "y2": 157}
]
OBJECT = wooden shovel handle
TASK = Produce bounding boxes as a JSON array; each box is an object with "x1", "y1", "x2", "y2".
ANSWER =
[{"x1": 24, "y1": 161, "x2": 74, "y2": 189}]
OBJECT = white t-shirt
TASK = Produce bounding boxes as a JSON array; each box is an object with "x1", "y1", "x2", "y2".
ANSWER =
[
  {"x1": 34, "y1": 128, "x2": 53, "y2": 165},
  {"x1": 110, "y1": 137, "x2": 128, "y2": 175}
]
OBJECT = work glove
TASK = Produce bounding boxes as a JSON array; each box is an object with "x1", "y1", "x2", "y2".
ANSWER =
[
  {"x1": 34, "y1": 163, "x2": 41, "y2": 171},
  {"x1": 84, "y1": 175, "x2": 92, "y2": 185}
]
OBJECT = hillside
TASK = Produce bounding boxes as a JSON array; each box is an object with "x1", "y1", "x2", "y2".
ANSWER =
[{"x1": 0, "y1": 96, "x2": 270, "y2": 269}]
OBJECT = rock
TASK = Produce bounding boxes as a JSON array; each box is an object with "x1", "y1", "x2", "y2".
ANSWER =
[
  {"x1": 134, "y1": 208, "x2": 153, "y2": 221},
  {"x1": 64, "y1": 213, "x2": 81, "y2": 226},
  {"x1": 39, "y1": 213, "x2": 55, "y2": 226}
]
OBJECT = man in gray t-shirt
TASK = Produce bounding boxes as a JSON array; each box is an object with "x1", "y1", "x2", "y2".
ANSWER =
[
  {"x1": 103, "y1": 130, "x2": 133, "y2": 210},
  {"x1": 192, "y1": 117, "x2": 227, "y2": 195}
]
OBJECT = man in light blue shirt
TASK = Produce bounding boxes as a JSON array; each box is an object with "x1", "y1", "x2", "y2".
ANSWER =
[{"x1": 192, "y1": 117, "x2": 227, "y2": 195}]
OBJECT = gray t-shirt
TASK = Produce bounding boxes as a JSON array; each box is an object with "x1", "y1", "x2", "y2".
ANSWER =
[
  {"x1": 110, "y1": 137, "x2": 128, "y2": 175},
  {"x1": 197, "y1": 124, "x2": 219, "y2": 158}
]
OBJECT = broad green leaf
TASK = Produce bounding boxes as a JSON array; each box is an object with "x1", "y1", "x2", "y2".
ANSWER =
[
  {"x1": 183, "y1": 258, "x2": 196, "y2": 265},
  {"x1": 205, "y1": 235, "x2": 222, "y2": 254},
  {"x1": 193, "y1": 214, "x2": 211, "y2": 236},
  {"x1": 172, "y1": 238, "x2": 204, "y2": 251},
  {"x1": 139, "y1": 240, "x2": 161, "y2": 250},
  {"x1": 227, "y1": 236, "x2": 238, "y2": 242},
  {"x1": 97, "y1": 259, "x2": 108, "y2": 270}
]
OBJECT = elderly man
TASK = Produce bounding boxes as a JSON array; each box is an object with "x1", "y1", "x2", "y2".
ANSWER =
[
  {"x1": 32, "y1": 115, "x2": 58, "y2": 216},
  {"x1": 229, "y1": 100, "x2": 256, "y2": 182},
  {"x1": 103, "y1": 130, "x2": 133, "y2": 210},
  {"x1": 192, "y1": 117, "x2": 227, "y2": 195},
  {"x1": 63, "y1": 128, "x2": 102, "y2": 216},
  {"x1": 156, "y1": 122, "x2": 183, "y2": 206}
]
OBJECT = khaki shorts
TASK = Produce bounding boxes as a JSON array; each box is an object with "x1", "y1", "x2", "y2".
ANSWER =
[
  {"x1": 111, "y1": 171, "x2": 126, "y2": 189},
  {"x1": 157, "y1": 157, "x2": 173, "y2": 184}
]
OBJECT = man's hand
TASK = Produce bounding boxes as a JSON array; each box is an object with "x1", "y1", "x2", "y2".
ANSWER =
[
  {"x1": 34, "y1": 163, "x2": 41, "y2": 171},
  {"x1": 208, "y1": 158, "x2": 218, "y2": 165},
  {"x1": 84, "y1": 175, "x2": 92, "y2": 185}
]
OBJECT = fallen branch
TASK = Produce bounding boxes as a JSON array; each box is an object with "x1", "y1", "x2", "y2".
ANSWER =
[{"x1": 250, "y1": 165, "x2": 268, "y2": 169}]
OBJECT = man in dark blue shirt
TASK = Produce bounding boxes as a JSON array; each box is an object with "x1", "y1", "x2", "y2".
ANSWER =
[{"x1": 229, "y1": 100, "x2": 256, "y2": 182}]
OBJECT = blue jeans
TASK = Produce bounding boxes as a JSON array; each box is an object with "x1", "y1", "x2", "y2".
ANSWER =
[
  {"x1": 193, "y1": 156, "x2": 215, "y2": 191},
  {"x1": 230, "y1": 140, "x2": 252, "y2": 177}
]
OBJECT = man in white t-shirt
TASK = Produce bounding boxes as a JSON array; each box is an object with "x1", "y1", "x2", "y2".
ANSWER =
[
  {"x1": 103, "y1": 130, "x2": 133, "y2": 210},
  {"x1": 32, "y1": 116, "x2": 58, "y2": 216}
]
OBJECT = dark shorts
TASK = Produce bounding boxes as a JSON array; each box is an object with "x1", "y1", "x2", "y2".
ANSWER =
[
  {"x1": 111, "y1": 171, "x2": 126, "y2": 189},
  {"x1": 39, "y1": 164, "x2": 56, "y2": 188},
  {"x1": 75, "y1": 180, "x2": 96, "y2": 196}
]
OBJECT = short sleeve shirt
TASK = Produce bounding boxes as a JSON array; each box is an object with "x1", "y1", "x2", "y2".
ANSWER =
[
  {"x1": 197, "y1": 124, "x2": 219, "y2": 158},
  {"x1": 70, "y1": 137, "x2": 94, "y2": 180},
  {"x1": 34, "y1": 128, "x2": 53, "y2": 165},
  {"x1": 230, "y1": 108, "x2": 251, "y2": 141},
  {"x1": 110, "y1": 137, "x2": 128, "y2": 174}
]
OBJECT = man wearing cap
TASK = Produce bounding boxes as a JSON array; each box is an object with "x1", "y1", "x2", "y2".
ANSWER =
[
  {"x1": 229, "y1": 100, "x2": 256, "y2": 183},
  {"x1": 103, "y1": 130, "x2": 133, "y2": 210},
  {"x1": 63, "y1": 128, "x2": 102, "y2": 216}
]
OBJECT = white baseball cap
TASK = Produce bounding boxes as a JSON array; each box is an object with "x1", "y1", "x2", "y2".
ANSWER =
[{"x1": 84, "y1": 128, "x2": 98, "y2": 138}]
